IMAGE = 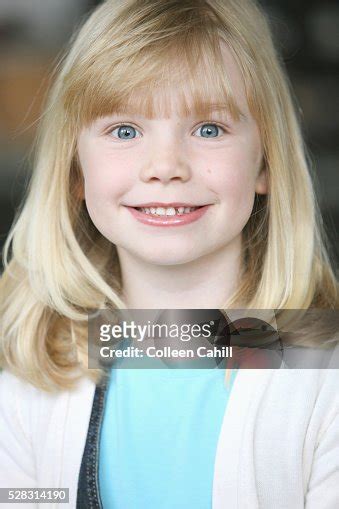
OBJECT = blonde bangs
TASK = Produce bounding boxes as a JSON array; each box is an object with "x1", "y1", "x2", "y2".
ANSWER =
[{"x1": 62, "y1": 9, "x2": 242, "y2": 127}]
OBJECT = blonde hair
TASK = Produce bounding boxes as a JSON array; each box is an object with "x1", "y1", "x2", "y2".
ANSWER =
[{"x1": 1, "y1": 0, "x2": 338, "y2": 391}]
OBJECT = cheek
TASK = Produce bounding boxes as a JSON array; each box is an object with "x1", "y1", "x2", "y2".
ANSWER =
[
  {"x1": 201, "y1": 148, "x2": 258, "y2": 205},
  {"x1": 198, "y1": 147, "x2": 259, "y2": 236},
  {"x1": 77, "y1": 139, "x2": 136, "y2": 241},
  {"x1": 78, "y1": 143, "x2": 132, "y2": 205}
]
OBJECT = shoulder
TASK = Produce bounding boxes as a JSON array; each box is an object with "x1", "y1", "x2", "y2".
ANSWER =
[
  {"x1": 0, "y1": 368, "x2": 96, "y2": 441},
  {"x1": 268, "y1": 368, "x2": 339, "y2": 403},
  {"x1": 0, "y1": 369, "x2": 96, "y2": 490},
  {"x1": 0, "y1": 369, "x2": 38, "y2": 436},
  {"x1": 252, "y1": 368, "x2": 339, "y2": 432}
]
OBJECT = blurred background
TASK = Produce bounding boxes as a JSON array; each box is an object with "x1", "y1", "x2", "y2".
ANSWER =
[{"x1": 0, "y1": 0, "x2": 338, "y2": 271}]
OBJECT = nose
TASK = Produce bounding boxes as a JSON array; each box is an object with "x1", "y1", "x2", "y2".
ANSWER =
[{"x1": 139, "y1": 139, "x2": 192, "y2": 184}]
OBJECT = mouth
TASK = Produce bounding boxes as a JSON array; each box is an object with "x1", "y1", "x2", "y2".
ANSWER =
[
  {"x1": 133, "y1": 205, "x2": 203, "y2": 216},
  {"x1": 124, "y1": 204, "x2": 211, "y2": 227}
]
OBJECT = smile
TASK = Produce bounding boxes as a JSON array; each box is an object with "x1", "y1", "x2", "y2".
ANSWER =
[
  {"x1": 125, "y1": 204, "x2": 211, "y2": 227},
  {"x1": 137, "y1": 206, "x2": 199, "y2": 216}
]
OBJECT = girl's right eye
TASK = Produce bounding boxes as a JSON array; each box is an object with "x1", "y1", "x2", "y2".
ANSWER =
[{"x1": 109, "y1": 125, "x2": 141, "y2": 141}]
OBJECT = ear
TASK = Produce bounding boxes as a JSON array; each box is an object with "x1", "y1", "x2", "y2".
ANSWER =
[{"x1": 255, "y1": 164, "x2": 268, "y2": 195}]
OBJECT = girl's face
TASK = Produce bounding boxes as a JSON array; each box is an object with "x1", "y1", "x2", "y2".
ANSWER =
[{"x1": 77, "y1": 46, "x2": 267, "y2": 266}]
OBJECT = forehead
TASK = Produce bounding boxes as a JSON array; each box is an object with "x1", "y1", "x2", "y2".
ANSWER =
[
  {"x1": 110, "y1": 46, "x2": 249, "y2": 120},
  {"x1": 66, "y1": 36, "x2": 250, "y2": 128}
]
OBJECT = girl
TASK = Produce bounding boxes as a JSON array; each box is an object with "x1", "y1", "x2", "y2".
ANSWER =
[{"x1": 0, "y1": 0, "x2": 338, "y2": 508}]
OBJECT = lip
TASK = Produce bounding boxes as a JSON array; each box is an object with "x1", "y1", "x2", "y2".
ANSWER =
[{"x1": 125, "y1": 205, "x2": 211, "y2": 227}]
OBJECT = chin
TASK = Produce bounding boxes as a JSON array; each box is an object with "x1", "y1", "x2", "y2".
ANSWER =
[
  {"x1": 143, "y1": 253, "x2": 198, "y2": 266},
  {"x1": 131, "y1": 247, "x2": 204, "y2": 266}
]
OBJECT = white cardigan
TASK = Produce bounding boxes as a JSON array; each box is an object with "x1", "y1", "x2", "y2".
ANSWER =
[{"x1": 0, "y1": 367, "x2": 338, "y2": 509}]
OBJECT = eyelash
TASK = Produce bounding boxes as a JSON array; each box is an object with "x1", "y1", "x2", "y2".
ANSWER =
[{"x1": 106, "y1": 122, "x2": 228, "y2": 140}]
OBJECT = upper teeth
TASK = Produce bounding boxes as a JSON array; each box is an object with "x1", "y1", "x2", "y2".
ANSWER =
[{"x1": 138, "y1": 206, "x2": 198, "y2": 215}]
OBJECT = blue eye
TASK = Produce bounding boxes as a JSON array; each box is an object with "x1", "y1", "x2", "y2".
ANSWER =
[
  {"x1": 195, "y1": 124, "x2": 224, "y2": 138},
  {"x1": 110, "y1": 125, "x2": 140, "y2": 140}
]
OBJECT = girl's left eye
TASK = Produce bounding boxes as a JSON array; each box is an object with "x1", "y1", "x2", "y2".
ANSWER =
[
  {"x1": 194, "y1": 123, "x2": 225, "y2": 138},
  {"x1": 109, "y1": 125, "x2": 141, "y2": 140}
]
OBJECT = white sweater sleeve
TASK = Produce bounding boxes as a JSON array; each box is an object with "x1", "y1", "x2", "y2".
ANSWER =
[
  {"x1": 0, "y1": 369, "x2": 37, "y2": 489},
  {"x1": 305, "y1": 363, "x2": 339, "y2": 509},
  {"x1": 305, "y1": 410, "x2": 339, "y2": 508}
]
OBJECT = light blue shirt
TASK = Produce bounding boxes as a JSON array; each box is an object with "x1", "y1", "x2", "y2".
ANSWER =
[{"x1": 99, "y1": 350, "x2": 237, "y2": 508}]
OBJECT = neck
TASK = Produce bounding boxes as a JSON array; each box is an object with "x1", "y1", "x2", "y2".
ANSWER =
[{"x1": 117, "y1": 235, "x2": 243, "y2": 309}]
